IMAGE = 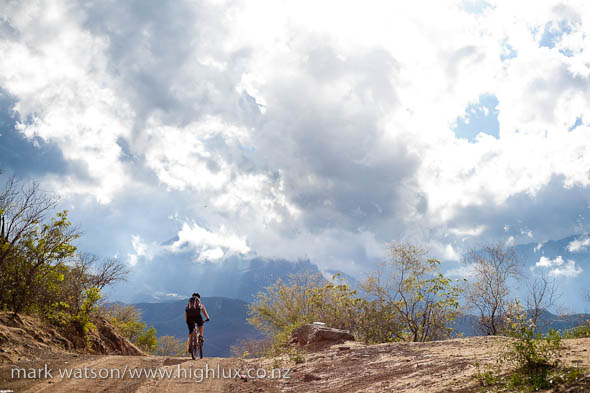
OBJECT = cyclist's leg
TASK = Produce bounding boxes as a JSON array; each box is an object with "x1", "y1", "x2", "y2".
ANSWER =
[
  {"x1": 186, "y1": 320, "x2": 196, "y2": 352},
  {"x1": 196, "y1": 316, "x2": 204, "y2": 341}
]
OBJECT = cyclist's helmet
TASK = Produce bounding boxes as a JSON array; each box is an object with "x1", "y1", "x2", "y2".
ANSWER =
[{"x1": 188, "y1": 293, "x2": 201, "y2": 310}]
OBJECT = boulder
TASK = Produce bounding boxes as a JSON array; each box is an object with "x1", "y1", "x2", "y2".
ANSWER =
[{"x1": 290, "y1": 324, "x2": 354, "y2": 351}]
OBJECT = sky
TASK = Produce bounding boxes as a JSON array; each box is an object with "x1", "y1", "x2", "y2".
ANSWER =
[{"x1": 1, "y1": 0, "x2": 590, "y2": 308}]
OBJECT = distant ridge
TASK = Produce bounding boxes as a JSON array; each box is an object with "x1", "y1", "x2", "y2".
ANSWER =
[
  {"x1": 133, "y1": 296, "x2": 263, "y2": 357},
  {"x1": 452, "y1": 311, "x2": 590, "y2": 337}
]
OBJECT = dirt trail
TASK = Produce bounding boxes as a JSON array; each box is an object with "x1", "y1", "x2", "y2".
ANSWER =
[
  {"x1": 1, "y1": 355, "x2": 243, "y2": 393},
  {"x1": 228, "y1": 337, "x2": 590, "y2": 393},
  {"x1": 2, "y1": 337, "x2": 589, "y2": 393}
]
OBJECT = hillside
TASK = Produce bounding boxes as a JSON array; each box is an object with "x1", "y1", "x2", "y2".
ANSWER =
[
  {"x1": 134, "y1": 297, "x2": 263, "y2": 357},
  {"x1": 0, "y1": 312, "x2": 143, "y2": 364}
]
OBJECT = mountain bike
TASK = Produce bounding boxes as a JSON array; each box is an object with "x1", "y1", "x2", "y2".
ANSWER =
[{"x1": 189, "y1": 319, "x2": 209, "y2": 359}]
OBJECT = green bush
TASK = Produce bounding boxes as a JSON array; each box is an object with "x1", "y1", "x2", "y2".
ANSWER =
[
  {"x1": 135, "y1": 326, "x2": 157, "y2": 353},
  {"x1": 503, "y1": 302, "x2": 561, "y2": 372},
  {"x1": 71, "y1": 287, "x2": 101, "y2": 348},
  {"x1": 104, "y1": 304, "x2": 158, "y2": 353},
  {"x1": 474, "y1": 301, "x2": 587, "y2": 392}
]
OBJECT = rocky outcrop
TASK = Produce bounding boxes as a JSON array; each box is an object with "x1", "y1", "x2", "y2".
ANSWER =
[{"x1": 290, "y1": 324, "x2": 355, "y2": 351}]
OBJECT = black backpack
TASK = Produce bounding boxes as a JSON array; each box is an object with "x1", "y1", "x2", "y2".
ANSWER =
[{"x1": 186, "y1": 296, "x2": 201, "y2": 318}]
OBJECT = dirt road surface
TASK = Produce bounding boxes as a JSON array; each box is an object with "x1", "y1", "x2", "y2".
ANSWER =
[
  {"x1": 1, "y1": 337, "x2": 589, "y2": 393},
  {"x1": 1, "y1": 355, "x2": 246, "y2": 393}
]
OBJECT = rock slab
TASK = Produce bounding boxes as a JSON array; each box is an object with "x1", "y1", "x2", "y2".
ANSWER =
[{"x1": 290, "y1": 324, "x2": 354, "y2": 351}]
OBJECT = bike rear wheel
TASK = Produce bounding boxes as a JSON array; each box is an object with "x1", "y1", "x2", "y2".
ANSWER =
[
  {"x1": 197, "y1": 337, "x2": 203, "y2": 359},
  {"x1": 190, "y1": 333, "x2": 197, "y2": 360}
]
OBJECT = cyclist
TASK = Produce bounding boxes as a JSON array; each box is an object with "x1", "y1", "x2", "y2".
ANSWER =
[{"x1": 185, "y1": 292, "x2": 210, "y2": 353}]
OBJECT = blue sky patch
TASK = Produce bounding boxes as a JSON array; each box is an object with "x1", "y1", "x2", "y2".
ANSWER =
[
  {"x1": 568, "y1": 116, "x2": 583, "y2": 132},
  {"x1": 461, "y1": 0, "x2": 492, "y2": 14},
  {"x1": 453, "y1": 94, "x2": 499, "y2": 142},
  {"x1": 0, "y1": 89, "x2": 69, "y2": 176},
  {"x1": 539, "y1": 20, "x2": 572, "y2": 49},
  {"x1": 500, "y1": 39, "x2": 517, "y2": 61}
]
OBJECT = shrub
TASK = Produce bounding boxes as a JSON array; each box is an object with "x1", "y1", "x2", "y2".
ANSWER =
[
  {"x1": 474, "y1": 300, "x2": 587, "y2": 392},
  {"x1": 104, "y1": 304, "x2": 158, "y2": 353},
  {"x1": 136, "y1": 326, "x2": 157, "y2": 353},
  {"x1": 71, "y1": 287, "x2": 101, "y2": 348},
  {"x1": 154, "y1": 336, "x2": 185, "y2": 357},
  {"x1": 502, "y1": 301, "x2": 561, "y2": 372}
]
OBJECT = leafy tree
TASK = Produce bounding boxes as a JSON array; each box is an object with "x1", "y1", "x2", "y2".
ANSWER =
[
  {"x1": 1, "y1": 177, "x2": 58, "y2": 309},
  {"x1": 363, "y1": 243, "x2": 463, "y2": 342},
  {"x1": 307, "y1": 273, "x2": 362, "y2": 333},
  {"x1": 6, "y1": 210, "x2": 79, "y2": 314},
  {"x1": 247, "y1": 273, "x2": 325, "y2": 336},
  {"x1": 0, "y1": 174, "x2": 131, "y2": 351}
]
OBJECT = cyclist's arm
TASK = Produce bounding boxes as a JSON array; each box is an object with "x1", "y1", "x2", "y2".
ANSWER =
[
  {"x1": 202, "y1": 306, "x2": 210, "y2": 320},
  {"x1": 185, "y1": 311, "x2": 188, "y2": 323}
]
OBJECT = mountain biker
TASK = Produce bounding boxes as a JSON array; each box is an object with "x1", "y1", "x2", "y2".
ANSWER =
[{"x1": 185, "y1": 292, "x2": 210, "y2": 353}]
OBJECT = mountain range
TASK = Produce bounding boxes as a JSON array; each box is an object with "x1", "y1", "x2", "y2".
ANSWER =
[{"x1": 134, "y1": 297, "x2": 263, "y2": 357}]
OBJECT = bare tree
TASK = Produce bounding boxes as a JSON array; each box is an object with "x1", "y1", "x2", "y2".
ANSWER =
[
  {"x1": 463, "y1": 241, "x2": 521, "y2": 336},
  {"x1": 526, "y1": 274, "x2": 560, "y2": 332},
  {"x1": 63, "y1": 253, "x2": 129, "y2": 312},
  {"x1": 89, "y1": 257, "x2": 129, "y2": 290}
]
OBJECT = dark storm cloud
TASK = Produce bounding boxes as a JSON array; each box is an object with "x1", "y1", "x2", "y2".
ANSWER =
[
  {"x1": 253, "y1": 45, "x2": 419, "y2": 238},
  {"x1": 79, "y1": 0, "x2": 260, "y2": 131},
  {"x1": 447, "y1": 175, "x2": 590, "y2": 245}
]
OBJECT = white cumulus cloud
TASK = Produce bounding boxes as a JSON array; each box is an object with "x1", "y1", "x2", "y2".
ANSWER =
[
  {"x1": 535, "y1": 255, "x2": 582, "y2": 278},
  {"x1": 567, "y1": 236, "x2": 590, "y2": 252}
]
